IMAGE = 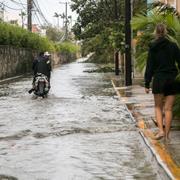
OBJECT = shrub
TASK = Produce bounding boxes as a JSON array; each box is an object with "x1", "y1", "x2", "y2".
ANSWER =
[
  {"x1": 56, "y1": 41, "x2": 80, "y2": 54},
  {"x1": 0, "y1": 22, "x2": 54, "y2": 51}
]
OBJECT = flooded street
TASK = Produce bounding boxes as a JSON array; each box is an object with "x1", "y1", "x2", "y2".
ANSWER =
[{"x1": 0, "y1": 60, "x2": 159, "y2": 180}]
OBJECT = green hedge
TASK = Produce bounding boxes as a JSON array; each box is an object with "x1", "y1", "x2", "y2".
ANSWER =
[
  {"x1": 56, "y1": 41, "x2": 80, "y2": 54},
  {"x1": 0, "y1": 22, "x2": 55, "y2": 51},
  {"x1": 0, "y1": 22, "x2": 81, "y2": 62},
  {"x1": 55, "y1": 41, "x2": 80, "y2": 62}
]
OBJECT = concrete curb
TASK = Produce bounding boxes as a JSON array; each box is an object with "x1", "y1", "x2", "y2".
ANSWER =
[
  {"x1": 139, "y1": 131, "x2": 175, "y2": 180},
  {"x1": 0, "y1": 75, "x2": 29, "y2": 84}
]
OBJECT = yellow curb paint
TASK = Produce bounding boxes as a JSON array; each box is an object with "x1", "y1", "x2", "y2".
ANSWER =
[
  {"x1": 143, "y1": 130, "x2": 180, "y2": 180},
  {"x1": 111, "y1": 79, "x2": 180, "y2": 179},
  {"x1": 137, "y1": 120, "x2": 146, "y2": 129}
]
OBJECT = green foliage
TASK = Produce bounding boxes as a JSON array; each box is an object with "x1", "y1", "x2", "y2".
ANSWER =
[
  {"x1": 46, "y1": 26, "x2": 64, "y2": 42},
  {"x1": 132, "y1": 7, "x2": 180, "y2": 72},
  {"x1": 173, "y1": 95, "x2": 180, "y2": 118},
  {"x1": 176, "y1": 73, "x2": 180, "y2": 81},
  {"x1": 174, "y1": 74, "x2": 180, "y2": 117},
  {"x1": 134, "y1": 33, "x2": 153, "y2": 72},
  {"x1": 55, "y1": 41, "x2": 81, "y2": 63},
  {"x1": 133, "y1": 0, "x2": 147, "y2": 15},
  {"x1": 0, "y1": 22, "x2": 55, "y2": 51},
  {"x1": 71, "y1": 0, "x2": 146, "y2": 63},
  {"x1": 56, "y1": 41, "x2": 80, "y2": 54},
  {"x1": 0, "y1": 21, "x2": 81, "y2": 65}
]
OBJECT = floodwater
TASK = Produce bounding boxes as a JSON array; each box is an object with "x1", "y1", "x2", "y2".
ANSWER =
[{"x1": 0, "y1": 60, "x2": 159, "y2": 180}]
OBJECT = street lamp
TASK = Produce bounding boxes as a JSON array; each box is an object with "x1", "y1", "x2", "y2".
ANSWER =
[
  {"x1": 19, "y1": 11, "x2": 26, "y2": 28},
  {"x1": 68, "y1": 15, "x2": 72, "y2": 28},
  {"x1": 54, "y1": 12, "x2": 61, "y2": 28},
  {"x1": 59, "y1": 1, "x2": 70, "y2": 40},
  {"x1": 60, "y1": 13, "x2": 66, "y2": 27}
]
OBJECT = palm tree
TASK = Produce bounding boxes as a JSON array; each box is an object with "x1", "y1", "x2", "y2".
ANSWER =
[{"x1": 132, "y1": 10, "x2": 180, "y2": 69}]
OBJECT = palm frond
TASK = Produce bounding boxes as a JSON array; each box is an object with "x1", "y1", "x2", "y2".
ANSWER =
[{"x1": 135, "y1": 51, "x2": 147, "y2": 72}]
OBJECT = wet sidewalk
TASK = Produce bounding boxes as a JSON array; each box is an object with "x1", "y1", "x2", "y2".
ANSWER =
[{"x1": 112, "y1": 77, "x2": 180, "y2": 179}]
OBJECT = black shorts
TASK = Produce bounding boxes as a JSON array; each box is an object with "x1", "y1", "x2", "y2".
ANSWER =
[{"x1": 152, "y1": 77, "x2": 178, "y2": 96}]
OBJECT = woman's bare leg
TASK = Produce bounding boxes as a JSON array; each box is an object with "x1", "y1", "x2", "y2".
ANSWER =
[
  {"x1": 164, "y1": 95, "x2": 175, "y2": 140},
  {"x1": 154, "y1": 94, "x2": 164, "y2": 135}
]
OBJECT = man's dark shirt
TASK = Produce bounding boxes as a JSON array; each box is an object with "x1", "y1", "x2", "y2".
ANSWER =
[{"x1": 32, "y1": 55, "x2": 51, "y2": 78}]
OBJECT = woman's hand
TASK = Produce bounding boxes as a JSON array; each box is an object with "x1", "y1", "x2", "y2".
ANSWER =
[{"x1": 145, "y1": 88, "x2": 150, "y2": 94}]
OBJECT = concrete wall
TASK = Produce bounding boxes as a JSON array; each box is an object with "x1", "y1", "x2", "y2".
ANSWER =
[
  {"x1": 0, "y1": 45, "x2": 77, "y2": 80},
  {"x1": 0, "y1": 45, "x2": 34, "y2": 79}
]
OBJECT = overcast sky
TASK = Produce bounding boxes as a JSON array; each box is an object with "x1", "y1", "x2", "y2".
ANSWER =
[{"x1": 1, "y1": 0, "x2": 77, "y2": 27}]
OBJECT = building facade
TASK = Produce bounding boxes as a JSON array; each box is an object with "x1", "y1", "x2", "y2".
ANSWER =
[
  {"x1": 157, "y1": 0, "x2": 180, "y2": 12},
  {"x1": 147, "y1": 0, "x2": 180, "y2": 12}
]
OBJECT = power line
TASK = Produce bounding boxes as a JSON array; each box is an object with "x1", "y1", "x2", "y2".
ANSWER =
[
  {"x1": 18, "y1": 0, "x2": 27, "y2": 10},
  {"x1": 35, "y1": 0, "x2": 48, "y2": 18},
  {"x1": 8, "y1": 0, "x2": 27, "y2": 12},
  {"x1": 33, "y1": 2, "x2": 49, "y2": 25},
  {"x1": 59, "y1": 1, "x2": 70, "y2": 40},
  {"x1": 33, "y1": 11, "x2": 43, "y2": 26},
  {"x1": 33, "y1": 0, "x2": 50, "y2": 25},
  {"x1": 10, "y1": 0, "x2": 27, "y2": 6},
  {"x1": 0, "y1": 2, "x2": 22, "y2": 11}
]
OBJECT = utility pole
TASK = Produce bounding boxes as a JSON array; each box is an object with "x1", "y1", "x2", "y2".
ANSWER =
[
  {"x1": 125, "y1": 0, "x2": 132, "y2": 86},
  {"x1": 114, "y1": 0, "x2": 119, "y2": 76},
  {"x1": 27, "y1": 0, "x2": 32, "y2": 31},
  {"x1": 65, "y1": 2, "x2": 68, "y2": 40},
  {"x1": 59, "y1": 1, "x2": 69, "y2": 40},
  {"x1": 19, "y1": 11, "x2": 26, "y2": 28},
  {"x1": 0, "y1": 3, "x2": 4, "y2": 21}
]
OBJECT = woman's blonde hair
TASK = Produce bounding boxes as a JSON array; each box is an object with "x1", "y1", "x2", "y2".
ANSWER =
[{"x1": 155, "y1": 23, "x2": 167, "y2": 38}]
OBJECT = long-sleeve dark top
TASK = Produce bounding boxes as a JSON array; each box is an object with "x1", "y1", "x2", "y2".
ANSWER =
[
  {"x1": 145, "y1": 37, "x2": 180, "y2": 88},
  {"x1": 32, "y1": 55, "x2": 52, "y2": 78}
]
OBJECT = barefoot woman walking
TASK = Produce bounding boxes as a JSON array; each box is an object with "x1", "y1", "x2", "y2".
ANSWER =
[{"x1": 145, "y1": 23, "x2": 180, "y2": 141}]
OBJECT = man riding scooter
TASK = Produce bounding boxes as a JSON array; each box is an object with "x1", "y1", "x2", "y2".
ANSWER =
[
  {"x1": 28, "y1": 51, "x2": 52, "y2": 94},
  {"x1": 44, "y1": 51, "x2": 52, "y2": 85}
]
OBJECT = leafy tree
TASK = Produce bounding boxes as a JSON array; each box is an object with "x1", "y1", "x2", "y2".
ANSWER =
[
  {"x1": 132, "y1": 4, "x2": 180, "y2": 71},
  {"x1": 0, "y1": 22, "x2": 55, "y2": 51},
  {"x1": 71, "y1": 0, "x2": 123, "y2": 63},
  {"x1": 46, "y1": 26, "x2": 64, "y2": 42},
  {"x1": 71, "y1": 0, "x2": 146, "y2": 63}
]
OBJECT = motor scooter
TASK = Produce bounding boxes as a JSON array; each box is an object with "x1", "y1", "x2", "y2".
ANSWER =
[{"x1": 29, "y1": 73, "x2": 49, "y2": 98}]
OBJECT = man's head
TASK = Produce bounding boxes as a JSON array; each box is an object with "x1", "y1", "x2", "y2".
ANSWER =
[{"x1": 44, "y1": 51, "x2": 50, "y2": 57}]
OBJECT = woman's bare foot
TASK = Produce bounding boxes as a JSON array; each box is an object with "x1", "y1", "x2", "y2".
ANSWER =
[
  {"x1": 165, "y1": 136, "x2": 171, "y2": 143},
  {"x1": 153, "y1": 131, "x2": 164, "y2": 140}
]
